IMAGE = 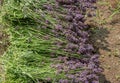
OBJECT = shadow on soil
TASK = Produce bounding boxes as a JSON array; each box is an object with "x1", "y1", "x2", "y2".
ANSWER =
[
  {"x1": 99, "y1": 74, "x2": 111, "y2": 83},
  {"x1": 90, "y1": 26, "x2": 111, "y2": 83},
  {"x1": 90, "y1": 26, "x2": 111, "y2": 52}
]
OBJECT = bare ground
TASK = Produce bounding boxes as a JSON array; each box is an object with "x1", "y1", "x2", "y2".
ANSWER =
[
  {"x1": 99, "y1": 19, "x2": 120, "y2": 83},
  {"x1": 91, "y1": 0, "x2": 120, "y2": 83}
]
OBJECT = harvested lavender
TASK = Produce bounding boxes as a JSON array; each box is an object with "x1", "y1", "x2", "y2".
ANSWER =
[{"x1": 51, "y1": 0, "x2": 102, "y2": 83}]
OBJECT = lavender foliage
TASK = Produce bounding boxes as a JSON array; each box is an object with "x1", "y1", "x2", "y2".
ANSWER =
[{"x1": 51, "y1": 0, "x2": 102, "y2": 83}]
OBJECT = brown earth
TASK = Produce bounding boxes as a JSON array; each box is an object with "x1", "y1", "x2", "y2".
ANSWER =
[{"x1": 91, "y1": 0, "x2": 120, "y2": 83}]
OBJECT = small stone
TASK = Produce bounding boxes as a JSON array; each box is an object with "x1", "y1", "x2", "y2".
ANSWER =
[
  {"x1": 101, "y1": 55, "x2": 105, "y2": 58},
  {"x1": 115, "y1": 75, "x2": 120, "y2": 80},
  {"x1": 107, "y1": 66, "x2": 111, "y2": 69}
]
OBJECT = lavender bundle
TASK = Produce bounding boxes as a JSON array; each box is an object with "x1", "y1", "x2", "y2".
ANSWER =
[
  {"x1": 50, "y1": 0, "x2": 102, "y2": 83},
  {"x1": 1, "y1": 0, "x2": 102, "y2": 83}
]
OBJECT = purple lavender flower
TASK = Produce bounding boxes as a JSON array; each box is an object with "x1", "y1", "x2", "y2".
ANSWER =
[
  {"x1": 59, "y1": 79, "x2": 69, "y2": 83},
  {"x1": 92, "y1": 80, "x2": 99, "y2": 83},
  {"x1": 75, "y1": 14, "x2": 84, "y2": 21}
]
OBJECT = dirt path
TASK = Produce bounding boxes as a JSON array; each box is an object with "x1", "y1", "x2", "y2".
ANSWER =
[
  {"x1": 93, "y1": 1, "x2": 120, "y2": 83},
  {"x1": 99, "y1": 22, "x2": 120, "y2": 83}
]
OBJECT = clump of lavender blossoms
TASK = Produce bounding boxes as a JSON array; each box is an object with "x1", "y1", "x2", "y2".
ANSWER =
[{"x1": 50, "y1": 0, "x2": 102, "y2": 83}]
